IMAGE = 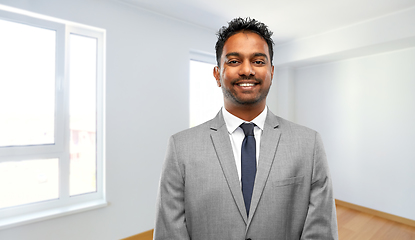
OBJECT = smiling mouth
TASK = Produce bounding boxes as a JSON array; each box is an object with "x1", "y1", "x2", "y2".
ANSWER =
[{"x1": 238, "y1": 83, "x2": 255, "y2": 87}]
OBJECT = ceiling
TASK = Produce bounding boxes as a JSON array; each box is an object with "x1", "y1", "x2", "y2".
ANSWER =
[{"x1": 118, "y1": 0, "x2": 415, "y2": 45}]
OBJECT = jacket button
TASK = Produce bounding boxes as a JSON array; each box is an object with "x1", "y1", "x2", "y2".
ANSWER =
[{"x1": 246, "y1": 239, "x2": 252, "y2": 240}]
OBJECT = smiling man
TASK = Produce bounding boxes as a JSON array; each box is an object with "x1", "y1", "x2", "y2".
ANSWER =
[
  {"x1": 154, "y1": 17, "x2": 338, "y2": 240},
  {"x1": 214, "y1": 30, "x2": 273, "y2": 122}
]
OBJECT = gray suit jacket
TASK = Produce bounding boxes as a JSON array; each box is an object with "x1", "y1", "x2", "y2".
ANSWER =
[{"x1": 154, "y1": 109, "x2": 338, "y2": 239}]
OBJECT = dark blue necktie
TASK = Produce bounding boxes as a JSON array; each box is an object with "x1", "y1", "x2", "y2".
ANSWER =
[{"x1": 240, "y1": 122, "x2": 257, "y2": 216}]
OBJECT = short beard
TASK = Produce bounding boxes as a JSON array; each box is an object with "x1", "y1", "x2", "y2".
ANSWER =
[{"x1": 221, "y1": 77, "x2": 270, "y2": 105}]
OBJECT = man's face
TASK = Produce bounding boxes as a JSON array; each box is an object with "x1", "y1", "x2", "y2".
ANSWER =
[{"x1": 214, "y1": 31, "x2": 274, "y2": 108}]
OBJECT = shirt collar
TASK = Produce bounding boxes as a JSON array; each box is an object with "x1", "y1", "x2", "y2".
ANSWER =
[{"x1": 222, "y1": 106, "x2": 268, "y2": 134}]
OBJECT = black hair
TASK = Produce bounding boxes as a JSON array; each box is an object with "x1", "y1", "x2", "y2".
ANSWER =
[{"x1": 215, "y1": 17, "x2": 274, "y2": 66}]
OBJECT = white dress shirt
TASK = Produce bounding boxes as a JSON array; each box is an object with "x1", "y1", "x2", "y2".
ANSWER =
[{"x1": 222, "y1": 106, "x2": 268, "y2": 182}]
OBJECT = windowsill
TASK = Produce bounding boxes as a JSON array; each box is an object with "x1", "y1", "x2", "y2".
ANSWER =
[{"x1": 0, "y1": 199, "x2": 108, "y2": 230}]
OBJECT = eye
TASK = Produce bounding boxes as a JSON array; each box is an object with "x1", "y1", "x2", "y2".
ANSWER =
[
  {"x1": 228, "y1": 60, "x2": 239, "y2": 64},
  {"x1": 253, "y1": 60, "x2": 265, "y2": 65}
]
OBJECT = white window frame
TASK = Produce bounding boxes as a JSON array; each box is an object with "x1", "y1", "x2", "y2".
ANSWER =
[
  {"x1": 0, "y1": 5, "x2": 106, "y2": 230},
  {"x1": 189, "y1": 50, "x2": 223, "y2": 127}
]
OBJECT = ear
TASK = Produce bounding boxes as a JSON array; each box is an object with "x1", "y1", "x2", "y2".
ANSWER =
[
  {"x1": 270, "y1": 65, "x2": 275, "y2": 84},
  {"x1": 213, "y1": 66, "x2": 221, "y2": 87}
]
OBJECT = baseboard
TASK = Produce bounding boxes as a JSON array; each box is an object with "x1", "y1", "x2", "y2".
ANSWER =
[
  {"x1": 335, "y1": 199, "x2": 415, "y2": 227},
  {"x1": 121, "y1": 229, "x2": 153, "y2": 240}
]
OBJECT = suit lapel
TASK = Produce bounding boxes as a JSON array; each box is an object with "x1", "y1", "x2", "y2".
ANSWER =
[
  {"x1": 247, "y1": 110, "x2": 281, "y2": 227},
  {"x1": 210, "y1": 111, "x2": 248, "y2": 224}
]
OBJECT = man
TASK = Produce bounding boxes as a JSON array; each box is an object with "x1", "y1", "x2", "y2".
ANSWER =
[{"x1": 154, "y1": 17, "x2": 338, "y2": 239}]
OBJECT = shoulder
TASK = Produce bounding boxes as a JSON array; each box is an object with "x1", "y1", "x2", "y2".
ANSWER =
[
  {"x1": 269, "y1": 113, "x2": 326, "y2": 157},
  {"x1": 171, "y1": 110, "x2": 224, "y2": 141},
  {"x1": 165, "y1": 118, "x2": 219, "y2": 159},
  {"x1": 275, "y1": 116, "x2": 326, "y2": 154},
  {"x1": 278, "y1": 117, "x2": 316, "y2": 135},
  {"x1": 170, "y1": 118, "x2": 216, "y2": 143},
  {"x1": 267, "y1": 110, "x2": 317, "y2": 138},
  {"x1": 265, "y1": 112, "x2": 321, "y2": 148}
]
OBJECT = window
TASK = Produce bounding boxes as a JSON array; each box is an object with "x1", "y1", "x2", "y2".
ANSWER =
[
  {"x1": 0, "y1": 6, "x2": 105, "y2": 229},
  {"x1": 189, "y1": 51, "x2": 223, "y2": 127}
]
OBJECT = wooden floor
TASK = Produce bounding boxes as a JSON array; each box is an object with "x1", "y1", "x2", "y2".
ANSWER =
[
  {"x1": 337, "y1": 204, "x2": 415, "y2": 239},
  {"x1": 124, "y1": 205, "x2": 415, "y2": 240}
]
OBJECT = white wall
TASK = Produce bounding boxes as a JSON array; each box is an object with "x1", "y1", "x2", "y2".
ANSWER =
[
  {"x1": 294, "y1": 48, "x2": 415, "y2": 220},
  {"x1": 272, "y1": 6, "x2": 415, "y2": 221},
  {"x1": 0, "y1": 0, "x2": 216, "y2": 239}
]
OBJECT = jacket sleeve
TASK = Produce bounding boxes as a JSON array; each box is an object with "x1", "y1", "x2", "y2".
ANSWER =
[
  {"x1": 153, "y1": 136, "x2": 190, "y2": 240},
  {"x1": 301, "y1": 132, "x2": 338, "y2": 240}
]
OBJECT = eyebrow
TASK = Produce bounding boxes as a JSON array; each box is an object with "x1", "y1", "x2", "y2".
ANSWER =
[
  {"x1": 225, "y1": 52, "x2": 240, "y2": 58},
  {"x1": 253, "y1": 53, "x2": 268, "y2": 60},
  {"x1": 225, "y1": 52, "x2": 268, "y2": 60}
]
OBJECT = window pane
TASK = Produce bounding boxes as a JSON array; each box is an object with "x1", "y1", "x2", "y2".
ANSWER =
[
  {"x1": 189, "y1": 60, "x2": 223, "y2": 127},
  {"x1": 0, "y1": 19, "x2": 56, "y2": 147},
  {"x1": 69, "y1": 34, "x2": 97, "y2": 196},
  {"x1": 0, "y1": 158, "x2": 59, "y2": 209}
]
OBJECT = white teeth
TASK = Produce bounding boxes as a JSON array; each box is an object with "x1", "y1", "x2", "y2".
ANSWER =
[{"x1": 238, "y1": 83, "x2": 255, "y2": 87}]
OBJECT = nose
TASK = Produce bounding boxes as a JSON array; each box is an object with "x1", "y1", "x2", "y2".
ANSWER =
[{"x1": 238, "y1": 61, "x2": 255, "y2": 76}]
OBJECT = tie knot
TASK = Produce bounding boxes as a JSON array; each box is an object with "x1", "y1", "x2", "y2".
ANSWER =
[{"x1": 240, "y1": 122, "x2": 255, "y2": 136}]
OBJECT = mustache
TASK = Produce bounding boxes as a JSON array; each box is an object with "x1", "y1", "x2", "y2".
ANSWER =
[{"x1": 231, "y1": 76, "x2": 262, "y2": 84}]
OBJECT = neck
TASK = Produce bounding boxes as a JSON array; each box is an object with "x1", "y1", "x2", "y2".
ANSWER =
[{"x1": 224, "y1": 102, "x2": 266, "y2": 122}]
